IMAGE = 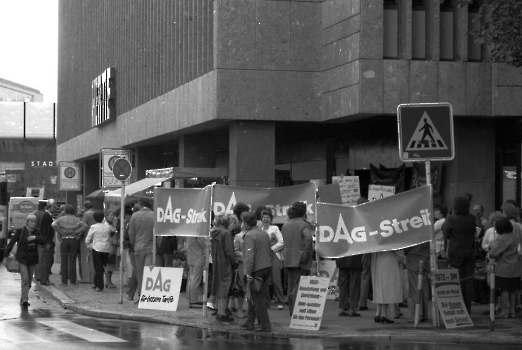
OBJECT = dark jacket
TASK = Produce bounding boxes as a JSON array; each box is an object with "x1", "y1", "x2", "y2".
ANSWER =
[
  {"x1": 210, "y1": 226, "x2": 235, "y2": 297},
  {"x1": 336, "y1": 255, "x2": 363, "y2": 270},
  {"x1": 243, "y1": 226, "x2": 272, "y2": 275},
  {"x1": 5, "y1": 226, "x2": 47, "y2": 266},
  {"x1": 282, "y1": 218, "x2": 315, "y2": 270}
]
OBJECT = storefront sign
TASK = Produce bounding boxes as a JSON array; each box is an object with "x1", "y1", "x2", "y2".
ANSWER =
[
  {"x1": 433, "y1": 269, "x2": 473, "y2": 329},
  {"x1": 331, "y1": 176, "x2": 360, "y2": 206},
  {"x1": 138, "y1": 267, "x2": 183, "y2": 312},
  {"x1": 315, "y1": 185, "x2": 432, "y2": 258},
  {"x1": 213, "y1": 183, "x2": 316, "y2": 225},
  {"x1": 154, "y1": 186, "x2": 212, "y2": 237},
  {"x1": 92, "y1": 67, "x2": 115, "y2": 127},
  {"x1": 28, "y1": 160, "x2": 55, "y2": 167},
  {"x1": 289, "y1": 276, "x2": 329, "y2": 330}
]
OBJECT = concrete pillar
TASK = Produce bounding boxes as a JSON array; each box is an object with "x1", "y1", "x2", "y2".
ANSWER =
[
  {"x1": 399, "y1": 0, "x2": 412, "y2": 60},
  {"x1": 453, "y1": 0, "x2": 468, "y2": 62},
  {"x1": 426, "y1": 0, "x2": 440, "y2": 61},
  {"x1": 229, "y1": 121, "x2": 275, "y2": 187}
]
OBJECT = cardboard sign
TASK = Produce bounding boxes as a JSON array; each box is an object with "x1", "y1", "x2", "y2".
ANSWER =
[
  {"x1": 433, "y1": 269, "x2": 473, "y2": 329},
  {"x1": 331, "y1": 176, "x2": 360, "y2": 206},
  {"x1": 316, "y1": 185, "x2": 432, "y2": 258},
  {"x1": 318, "y1": 259, "x2": 339, "y2": 299},
  {"x1": 368, "y1": 184, "x2": 395, "y2": 201},
  {"x1": 138, "y1": 267, "x2": 183, "y2": 311},
  {"x1": 289, "y1": 276, "x2": 329, "y2": 330}
]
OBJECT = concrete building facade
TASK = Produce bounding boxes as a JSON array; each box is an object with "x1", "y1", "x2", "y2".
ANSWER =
[{"x1": 57, "y1": 0, "x2": 522, "y2": 213}]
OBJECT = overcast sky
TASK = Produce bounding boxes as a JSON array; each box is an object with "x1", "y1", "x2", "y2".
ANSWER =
[{"x1": 0, "y1": 0, "x2": 58, "y2": 103}]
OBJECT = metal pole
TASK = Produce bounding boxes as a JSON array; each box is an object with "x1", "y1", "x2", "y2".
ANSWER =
[
  {"x1": 119, "y1": 180, "x2": 125, "y2": 304},
  {"x1": 426, "y1": 161, "x2": 438, "y2": 327},
  {"x1": 202, "y1": 184, "x2": 214, "y2": 317},
  {"x1": 414, "y1": 260, "x2": 424, "y2": 328}
]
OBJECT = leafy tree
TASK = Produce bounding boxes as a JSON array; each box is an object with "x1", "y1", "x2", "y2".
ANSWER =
[{"x1": 459, "y1": 0, "x2": 522, "y2": 67}]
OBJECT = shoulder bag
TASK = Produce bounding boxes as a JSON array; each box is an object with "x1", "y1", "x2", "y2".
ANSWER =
[{"x1": 5, "y1": 232, "x2": 23, "y2": 273}]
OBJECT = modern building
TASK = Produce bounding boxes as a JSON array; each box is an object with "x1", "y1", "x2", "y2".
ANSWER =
[
  {"x1": 0, "y1": 78, "x2": 58, "y2": 199},
  {"x1": 57, "y1": 0, "x2": 522, "y2": 213}
]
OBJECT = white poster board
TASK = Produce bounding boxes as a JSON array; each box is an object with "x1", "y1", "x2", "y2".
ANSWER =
[
  {"x1": 433, "y1": 269, "x2": 473, "y2": 329},
  {"x1": 289, "y1": 276, "x2": 329, "y2": 330},
  {"x1": 138, "y1": 267, "x2": 183, "y2": 312},
  {"x1": 318, "y1": 259, "x2": 338, "y2": 299},
  {"x1": 331, "y1": 176, "x2": 360, "y2": 206},
  {"x1": 368, "y1": 184, "x2": 395, "y2": 201}
]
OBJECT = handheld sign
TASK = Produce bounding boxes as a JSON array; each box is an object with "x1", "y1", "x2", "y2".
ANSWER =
[{"x1": 138, "y1": 267, "x2": 183, "y2": 311}]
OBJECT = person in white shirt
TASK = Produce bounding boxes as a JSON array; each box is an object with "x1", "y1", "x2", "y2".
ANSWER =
[
  {"x1": 433, "y1": 203, "x2": 448, "y2": 259},
  {"x1": 482, "y1": 211, "x2": 503, "y2": 252},
  {"x1": 85, "y1": 210, "x2": 112, "y2": 291},
  {"x1": 260, "y1": 209, "x2": 285, "y2": 310}
]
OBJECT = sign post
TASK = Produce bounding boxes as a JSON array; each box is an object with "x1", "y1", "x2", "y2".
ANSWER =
[
  {"x1": 398, "y1": 102, "x2": 455, "y2": 327},
  {"x1": 112, "y1": 158, "x2": 132, "y2": 304}
]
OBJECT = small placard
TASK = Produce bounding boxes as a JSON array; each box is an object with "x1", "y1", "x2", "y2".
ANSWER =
[
  {"x1": 289, "y1": 276, "x2": 329, "y2": 330},
  {"x1": 138, "y1": 267, "x2": 183, "y2": 312},
  {"x1": 434, "y1": 269, "x2": 473, "y2": 329}
]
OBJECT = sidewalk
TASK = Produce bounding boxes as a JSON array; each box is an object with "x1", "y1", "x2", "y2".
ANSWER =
[{"x1": 37, "y1": 262, "x2": 522, "y2": 346}]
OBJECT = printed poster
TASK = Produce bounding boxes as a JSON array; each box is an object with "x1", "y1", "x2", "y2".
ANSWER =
[
  {"x1": 289, "y1": 276, "x2": 329, "y2": 330},
  {"x1": 368, "y1": 184, "x2": 395, "y2": 201},
  {"x1": 331, "y1": 176, "x2": 360, "y2": 206},
  {"x1": 138, "y1": 267, "x2": 184, "y2": 312},
  {"x1": 434, "y1": 269, "x2": 473, "y2": 329}
]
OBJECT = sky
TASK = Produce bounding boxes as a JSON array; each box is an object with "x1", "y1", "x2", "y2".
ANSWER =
[{"x1": 0, "y1": 0, "x2": 58, "y2": 103}]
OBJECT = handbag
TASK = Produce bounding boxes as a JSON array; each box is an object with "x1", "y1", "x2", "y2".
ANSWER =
[
  {"x1": 107, "y1": 253, "x2": 117, "y2": 264},
  {"x1": 229, "y1": 269, "x2": 244, "y2": 297},
  {"x1": 5, "y1": 233, "x2": 23, "y2": 273}
]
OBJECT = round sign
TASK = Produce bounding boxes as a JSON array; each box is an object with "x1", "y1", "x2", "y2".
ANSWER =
[
  {"x1": 64, "y1": 167, "x2": 76, "y2": 179},
  {"x1": 112, "y1": 158, "x2": 132, "y2": 181}
]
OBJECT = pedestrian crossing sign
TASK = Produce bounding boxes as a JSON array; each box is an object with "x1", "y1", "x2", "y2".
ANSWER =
[{"x1": 398, "y1": 103, "x2": 454, "y2": 162}]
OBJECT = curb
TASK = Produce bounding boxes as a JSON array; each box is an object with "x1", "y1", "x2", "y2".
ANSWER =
[{"x1": 37, "y1": 284, "x2": 522, "y2": 345}]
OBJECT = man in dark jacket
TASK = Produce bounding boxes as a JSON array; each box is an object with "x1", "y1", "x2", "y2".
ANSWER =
[
  {"x1": 282, "y1": 201, "x2": 315, "y2": 316},
  {"x1": 336, "y1": 254, "x2": 363, "y2": 317},
  {"x1": 240, "y1": 212, "x2": 272, "y2": 332},
  {"x1": 34, "y1": 201, "x2": 55, "y2": 285}
]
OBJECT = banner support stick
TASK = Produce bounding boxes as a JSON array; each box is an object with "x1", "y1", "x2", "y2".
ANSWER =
[{"x1": 119, "y1": 180, "x2": 125, "y2": 304}]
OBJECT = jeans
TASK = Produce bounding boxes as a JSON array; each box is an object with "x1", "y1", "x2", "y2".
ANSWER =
[
  {"x1": 245, "y1": 267, "x2": 271, "y2": 329},
  {"x1": 338, "y1": 268, "x2": 362, "y2": 311},
  {"x1": 187, "y1": 264, "x2": 204, "y2": 303},
  {"x1": 19, "y1": 262, "x2": 36, "y2": 303},
  {"x1": 60, "y1": 238, "x2": 79, "y2": 283},
  {"x1": 269, "y1": 253, "x2": 285, "y2": 304},
  {"x1": 286, "y1": 267, "x2": 310, "y2": 316},
  {"x1": 135, "y1": 249, "x2": 153, "y2": 299},
  {"x1": 92, "y1": 250, "x2": 109, "y2": 290}
]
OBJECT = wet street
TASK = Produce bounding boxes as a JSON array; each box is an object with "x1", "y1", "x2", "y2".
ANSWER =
[{"x1": 1, "y1": 265, "x2": 521, "y2": 350}]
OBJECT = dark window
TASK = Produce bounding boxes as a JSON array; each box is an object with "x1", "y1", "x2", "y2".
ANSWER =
[
  {"x1": 384, "y1": 0, "x2": 399, "y2": 59},
  {"x1": 412, "y1": 0, "x2": 427, "y2": 60},
  {"x1": 440, "y1": 0, "x2": 455, "y2": 61}
]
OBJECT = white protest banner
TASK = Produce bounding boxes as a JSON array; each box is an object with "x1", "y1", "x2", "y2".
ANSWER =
[
  {"x1": 289, "y1": 276, "x2": 329, "y2": 330},
  {"x1": 154, "y1": 186, "x2": 212, "y2": 237},
  {"x1": 433, "y1": 269, "x2": 473, "y2": 329},
  {"x1": 332, "y1": 176, "x2": 360, "y2": 206},
  {"x1": 318, "y1": 259, "x2": 338, "y2": 299},
  {"x1": 368, "y1": 184, "x2": 395, "y2": 201},
  {"x1": 138, "y1": 267, "x2": 183, "y2": 311},
  {"x1": 213, "y1": 183, "x2": 316, "y2": 225},
  {"x1": 316, "y1": 185, "x2": 432, "y2": 258}
]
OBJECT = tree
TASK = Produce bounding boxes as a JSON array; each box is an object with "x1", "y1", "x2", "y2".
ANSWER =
[{"x1": 460, "y1": 0, "x2": 522, "y2": 67}]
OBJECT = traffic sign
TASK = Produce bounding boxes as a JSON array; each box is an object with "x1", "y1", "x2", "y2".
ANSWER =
[
  {"x1": 397, "y1": 102, "x2": 454, "y2": 162},
  {"x1": 112, "y1": 158, "x2": 132, "y2": 181},
  {"x1": 59, "y1": 161, "x2": 82, "y2": 191},
  {"x1": 100, "y1": 148, "x2": 131, "y2": 188}
]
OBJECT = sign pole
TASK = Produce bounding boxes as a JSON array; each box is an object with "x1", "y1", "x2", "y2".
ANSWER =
[
  {"x1": 119, "y1": 180, "x2": 125, "y2": 304},
  {"x1": 426, "y1": 160, "x2": 438, "y2": 327}
]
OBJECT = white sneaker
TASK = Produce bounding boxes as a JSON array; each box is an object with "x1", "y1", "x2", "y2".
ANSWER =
[{"x1": 277, "y1": 304, "x2": 284, "y2": 310}]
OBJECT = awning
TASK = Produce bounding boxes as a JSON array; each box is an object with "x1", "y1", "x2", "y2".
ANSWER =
[
  {"x1": 146, "y1": 167, "x2": 228, "y2": 179},
  {"x1": 85, "y1": 189, "x2": 106, "y2": 199},
  {"x1": 104, "y1": 177, "x2": 169, "y2": 202}
]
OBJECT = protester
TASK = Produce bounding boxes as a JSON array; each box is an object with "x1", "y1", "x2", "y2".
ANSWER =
[
  {"x1": 80, "y1": 201, "x2": 97, "y2": 283},
  {"x1": 156, "y1": 236, "x2": 177, "y2": 267},
  {"x1": 128, "y1": 199, "x2": 155, "y2": 303},
  {"x1": 232, "y1": 203, "x2": 251, "y2": 315},
  {"x1": 104, "y1": 209, "x2": 120, "y2": 288},
  {"x1": 240, "y1": 212, "x2": 272, "y2": 332},
  {"x1": 336, "y1": 253, "x2": 362, "y2": 317},
  {"x1": 260, "y1": 209, "x2": 285, "y2": 310},
  {"x1": 34, "y1": 201, "x2": 55, "y2": 285},
  {"x1": 356, "y1": 197, "x2": 371, "y2": 311},
  {"x1": 433, "y1": 203, "x2": 448, "y2": 260},
  {"x1": 4, "y1": 214, "x2": 48, "y2": 306},
  {"x1": 443, "y1": 194, "x2": 477, "y2": 313},
  {"x1": 124, "y1": 207, "x2": 138, "y2": 301},
  {"x1": 85, "y1": 210, "x2": 112, "y2": 292},
  {"x1": 227, "y1": 214, "x2": 245, "y2": 318},
  {"x1": 502, "y1": 203, "x2": 522, "y2": 313},
  {"x1": 282, "y1": 201, "x2": 315, "y2": 316},
  {"x1": 488, "y1": 217, "x2": 521, "y2": 318},
  {"x1": 51, "y1": 205, "x2": 87, "y2": 285},
  {"x1": 186, "y1": 235, "x2": 207, "y2": 308},
  {"x1": 482, "y1": 212, "x2": 503, "y2": 252},
  {"x1": 210, "y1": 214, "x2": 235, "y2": 322}
]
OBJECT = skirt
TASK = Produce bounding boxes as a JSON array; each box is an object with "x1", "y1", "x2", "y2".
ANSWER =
[{"x1": 495, "y1": 275, "x2": 521, "y2": 292}]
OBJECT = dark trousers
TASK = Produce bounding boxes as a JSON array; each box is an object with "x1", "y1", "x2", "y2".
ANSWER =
[
  {"x1": 39, "y1": 242, "x2": 55, "y2": 284},
  {"x1": 60, "y1": 238, "x2": 78, "y2": 283},
  {"x1": 127, "y1": 251, "x2": 138, "y2": 300},
  {"x1": 92, "y1": 250, "x2": 109, "y2": 290},
  {"x1": 286, "y1": 267, "x2": 310, "y2": 316},
  {"x1": 338, "y1": 268, "x2": 362, "y2": 311},
  {"x1": 246, "y1": 267, "x2": 271, "y2": 329},
  {"x1": 449, "y1": 255, "x2": 475, "y2": 313}
]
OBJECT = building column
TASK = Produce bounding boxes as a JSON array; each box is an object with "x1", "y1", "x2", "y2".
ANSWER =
[
  {"x1": 229, "y1": 121, "x2": 275, "y2": 187},
  {"x1": 426, "y1": 0, "x2": 440, "y2": 61},
  {"x1": 399, "y1": 0, "x2": 412, "y2": 60},
  {"x1": 453, "y1": 0, "x2": 468, "y2": 61}
]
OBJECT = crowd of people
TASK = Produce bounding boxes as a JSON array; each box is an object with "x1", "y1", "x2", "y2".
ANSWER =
[{"x1": 4, "y1": 191, "x2": 522, "y2": 330}]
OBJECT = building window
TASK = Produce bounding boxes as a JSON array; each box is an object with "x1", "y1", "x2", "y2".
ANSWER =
[
  {"x1": 384, "y1": 0, "x2": 399, "y2": 59},
  {"x1": 440, "y1": 0, "x2": 455, "y2": 60},
  {"x1": 468, "y1": 0, "x2": 482, "y2": 61},
  {"x1": 412, "y1": 0, "x2": 427, "y2": 60}
]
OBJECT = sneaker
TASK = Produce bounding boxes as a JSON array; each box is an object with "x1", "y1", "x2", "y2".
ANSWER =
[{"x1": 277, "y1": 304, "x2": 284, "y2": 310}]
